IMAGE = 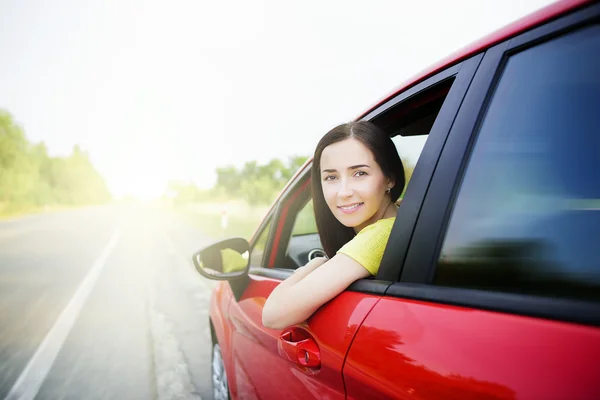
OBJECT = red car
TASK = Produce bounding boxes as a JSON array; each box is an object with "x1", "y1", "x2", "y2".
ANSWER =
[{"x1": 193, "y1": 1, "x2": 600, "y2": 399}]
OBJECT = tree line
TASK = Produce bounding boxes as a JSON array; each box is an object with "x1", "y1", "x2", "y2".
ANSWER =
[
  {"x1": 167, "y1": 156, "x2": 310, "y2": 207},
  {"x1": 0, "y1": 109, "x2": 111, "y2": 214}
]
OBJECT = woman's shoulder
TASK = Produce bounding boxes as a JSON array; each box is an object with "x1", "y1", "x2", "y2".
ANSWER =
[
  {"x1": 344, "y1": 217, "x2": 395, "y2": 249},
  {"x1": 337, "y1": 216, "x2": 396, "y2": 276},
  {"x1": 358, "y1": 217, "x2": 395, "y2": 235}
]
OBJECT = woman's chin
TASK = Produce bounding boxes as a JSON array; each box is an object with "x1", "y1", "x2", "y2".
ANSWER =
[{"x1": 337, "y1": 214, "x2": 365, "y2": 229}]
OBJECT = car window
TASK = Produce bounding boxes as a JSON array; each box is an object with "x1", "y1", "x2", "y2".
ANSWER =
[
  {"x1": 249, "y1": 219, "x2": 271, "y2": 267},
  {"x1": 379, "y1": 77, "x2": 456, "y2": 199},
  {"x1": 282, "y1": 133, "x2": 433, "y2": 269},
  {"x1": 391, "y1": 134, "x2": 427, "y2": 197},
  {"x1": 279, "y1": 79, "x2": 457, "y2": 271},
  {"x1": 436, "y1": 24, "x2": 600, "y2": 302},
  {"x1": 283, "y1": 196, "x2": 324, "y2": 269},
  {"x1": 291, "y1": 199, "x2": 317, "y2": 236}
]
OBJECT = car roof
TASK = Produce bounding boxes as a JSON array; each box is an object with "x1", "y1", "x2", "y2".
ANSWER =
[{"x1": 356, "y1": 0, "x2": 591, "y2": 120}]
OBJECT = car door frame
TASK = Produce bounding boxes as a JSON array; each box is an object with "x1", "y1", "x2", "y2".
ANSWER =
[
  {"x1": 396, "y1": 1, "x2": 600, "y2": 326},
  {"x1": 368, "y1": 53, "x2": 484, "y2": 283}
]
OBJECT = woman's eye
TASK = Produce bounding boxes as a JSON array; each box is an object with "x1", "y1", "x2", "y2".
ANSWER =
[
  {"x1": 323, "y1": 175, "x2": 337, "y2": 181},
  {"x1": 354, "y1": 171, "x2": 367, "y2": 177}
]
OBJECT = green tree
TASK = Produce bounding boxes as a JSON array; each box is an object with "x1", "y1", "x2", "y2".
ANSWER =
[
  {"x1": 178, "y1": 155, "x2": 311, "y2": 208},
  {"x1": 240, "y1": 175, "x2": 280, "y2": 207},
  {"x1": 0, "y1": 109, "x2": 111, "y2": 213},
  {"x1": 215, "y1": 165, "x2": 240, "y2": 196},
  {"x1": 0, "y1": 110, "x2": 38, "y2": 205}
]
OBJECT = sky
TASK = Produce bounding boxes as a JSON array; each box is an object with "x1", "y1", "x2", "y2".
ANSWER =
[{"x1": 0, "y1": 0, "x2": 555, "y2": 199}]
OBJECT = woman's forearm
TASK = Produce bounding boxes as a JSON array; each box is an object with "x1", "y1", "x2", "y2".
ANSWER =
[
  {"x1": 262, "y1": 257, "x2": 327, "y2": 327},
  {"x1": 268, "y1": 257, "x2": 325, "y2": 300},
  {"x1": 278, "y1": 257, "x2": 326, "y2": 288}
]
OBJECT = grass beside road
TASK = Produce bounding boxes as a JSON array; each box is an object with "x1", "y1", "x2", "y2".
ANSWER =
[
  {"x1": 0, "y1": 203, "x2": 72, "y2": 220},
  {"x1": 175, "y1": 199, "x2": 319, "y2": 242},
  {"x1": 176, "y1": 201, "x2": 270, "y2": 241}
]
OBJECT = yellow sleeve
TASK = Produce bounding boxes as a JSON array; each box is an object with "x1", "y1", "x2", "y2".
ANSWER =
[{"x1": 337, "y1": 218, "x2": 395, "y2": 276}]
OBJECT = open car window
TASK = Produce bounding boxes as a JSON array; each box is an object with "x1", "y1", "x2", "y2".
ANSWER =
[
  {"x1": 381, "y1": 78, "x2": 455, "y2": 198},
  {"x1": 284, "y1": 198, "x2": 323, "y2": 269},
  {"x1": 276, "y1": 77, "x2": 458, "y2": 275}
]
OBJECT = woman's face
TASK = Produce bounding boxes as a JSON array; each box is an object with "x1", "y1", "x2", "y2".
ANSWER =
[{"x1": 320, "y1": 138, "x2": 392, "y2": 232}]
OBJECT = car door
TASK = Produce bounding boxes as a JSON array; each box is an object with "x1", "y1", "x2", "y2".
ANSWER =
[
  {"x1": 344, "y1": 4, "x2": 600, "y2": 399},
  {"x1": 225, "y1": 163, "x2": 383, "y2": 400}
]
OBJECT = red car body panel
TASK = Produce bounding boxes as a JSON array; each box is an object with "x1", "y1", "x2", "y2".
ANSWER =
[
  {"x1": 344, "y1": 297, "x2": 600, "y2": 400},
  {"x1": 209, "y1": 281, "x2": 236, "y2": 386},
  {"x1": 227, "y1": 273, "x2": 382, "y2": 399}
]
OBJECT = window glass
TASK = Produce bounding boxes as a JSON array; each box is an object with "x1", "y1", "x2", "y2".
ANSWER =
[
  {"x1": 284, "y1": 197, "x2": 323, "y2": 269},
  {"x1": 436, "y1": 25, "x2": 600, "y2": 301},
  {"x1": 291, "y1": 199, "x2": 318, "y2": 236},
  {"x1": 249, "y1": 220, "x2": 271, "y2": 267},
  {"x1": 392, "y1": 135, "x2": 427, "y2": 197}
]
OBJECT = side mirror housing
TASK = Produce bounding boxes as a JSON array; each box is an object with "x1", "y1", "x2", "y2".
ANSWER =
[{"x1": 192, "y1": 237, "x2": 250, "y2": 280}]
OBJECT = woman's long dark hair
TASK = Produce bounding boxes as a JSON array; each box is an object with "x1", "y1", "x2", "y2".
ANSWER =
[{"x1": 311, "y1": 121, "x2": 405, "y2": 258}]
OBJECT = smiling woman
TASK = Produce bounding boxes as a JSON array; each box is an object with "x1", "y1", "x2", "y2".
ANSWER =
[{"x1": 262, "y1": 121, "x2": 404, "y2": 329}]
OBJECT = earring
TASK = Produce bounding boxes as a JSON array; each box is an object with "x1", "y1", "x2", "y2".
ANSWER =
[{"x1": 385, "y1": 187, "x2": 391, "y2": 194}]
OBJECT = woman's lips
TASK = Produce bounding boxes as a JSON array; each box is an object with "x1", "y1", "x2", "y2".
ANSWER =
[{"x1": 338, "y1": 202, "x2": 364, "y2": 214}]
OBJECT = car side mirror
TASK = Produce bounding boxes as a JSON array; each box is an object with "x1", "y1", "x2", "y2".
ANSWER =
[{"x1": 192, "y1": 237, "x2": 250, "y2": 280}]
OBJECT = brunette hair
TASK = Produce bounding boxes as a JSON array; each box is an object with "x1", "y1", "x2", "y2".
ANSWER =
[{"x1": 311, "y1": 121, "x2": 405, "y2": 258}]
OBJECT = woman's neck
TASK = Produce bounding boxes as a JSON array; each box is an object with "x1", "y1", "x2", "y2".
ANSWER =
[
  {"x1": 383, "y1": 199, "x2": 398, "y2": 219},
  {"x1": 354, "y1": 198, "x2": 398, "y2": 233}
]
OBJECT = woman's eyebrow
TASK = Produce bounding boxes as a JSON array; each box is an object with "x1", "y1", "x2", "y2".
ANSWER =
[
  {"x1": 322, "y1": 164, "x2": 370, "y2": 173},
  {"x1": 349, "y1": 164, "x2": 370, "y2": 170}
]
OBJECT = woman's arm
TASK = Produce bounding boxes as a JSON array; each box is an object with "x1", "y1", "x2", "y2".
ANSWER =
[{"x1": 262, "y1": 253, "x2": 371, "y2": 329}]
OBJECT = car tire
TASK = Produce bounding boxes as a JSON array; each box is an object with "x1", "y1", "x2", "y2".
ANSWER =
[{"x1": 212, "y1": 342, "x2": 231, "y2": 400}]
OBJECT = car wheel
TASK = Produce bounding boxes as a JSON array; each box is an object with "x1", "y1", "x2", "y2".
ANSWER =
[{"x1": 212, "y1": 342, "x2": 230, "y2": 400}]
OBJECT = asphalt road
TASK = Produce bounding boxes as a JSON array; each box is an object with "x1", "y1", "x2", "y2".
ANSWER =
[{"x1": 0, "y1": 204, "x2": 217, "y2": 400}]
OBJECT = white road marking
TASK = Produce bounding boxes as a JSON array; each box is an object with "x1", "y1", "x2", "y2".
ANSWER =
[{"x1": 4, "y1": 230, "x2": 121, "y2": 400}]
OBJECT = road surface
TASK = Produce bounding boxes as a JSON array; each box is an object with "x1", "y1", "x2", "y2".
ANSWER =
[{"x1": 0, "y1": 204, "x2": 217, "y2": 400}]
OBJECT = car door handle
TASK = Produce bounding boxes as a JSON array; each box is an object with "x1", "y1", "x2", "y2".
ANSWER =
[{"x1": 278, "y1": 328, "x2": 321, "y2": 368}]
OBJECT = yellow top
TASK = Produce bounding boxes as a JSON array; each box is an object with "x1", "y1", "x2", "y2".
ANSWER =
[{"x1": 337, "y1": 217, "x2": 395, "y2": 276}]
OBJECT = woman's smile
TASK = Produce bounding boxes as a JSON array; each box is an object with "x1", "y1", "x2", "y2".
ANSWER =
[{"x1": 338, "y1": 202, "x2": 364, "y2": 214}]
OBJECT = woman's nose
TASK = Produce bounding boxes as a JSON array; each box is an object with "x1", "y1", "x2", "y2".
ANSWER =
[{"x1": 338, "y1": 179, "x2": 353, "y2": 198}]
